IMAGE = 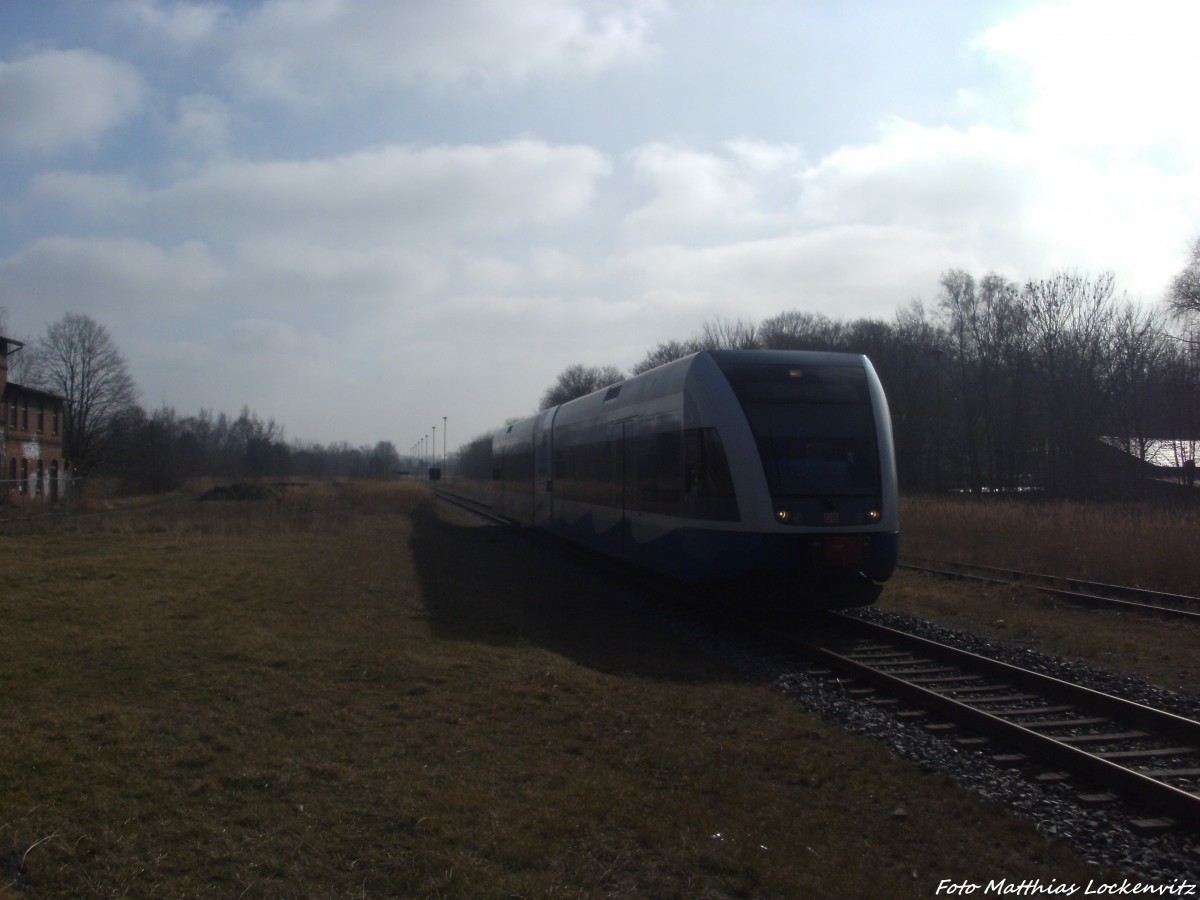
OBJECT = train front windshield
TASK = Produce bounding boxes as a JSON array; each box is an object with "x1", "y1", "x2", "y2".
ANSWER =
[{"x1": 718, "y1": 362, "x2": 881, "y2": 499}]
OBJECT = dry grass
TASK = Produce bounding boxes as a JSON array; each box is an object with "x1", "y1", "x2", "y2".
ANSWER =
[
  {"x1": 885, "y1": 494, "x2": 1200, "y2": 697},
  {"x1": 0, "y1": 482, "x2": 1114, "y2": 896},
  {"x1": 878, "y1": 570, "x2": 1200, "y2": 697},
  {"x1": 900, "y1": 494, "x2": 1200, "y2": 595}
]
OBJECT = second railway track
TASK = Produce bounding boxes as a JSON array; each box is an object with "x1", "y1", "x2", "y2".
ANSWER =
[{"x1": 901, "y1": 559, "x2": 1200, "y2": 622}]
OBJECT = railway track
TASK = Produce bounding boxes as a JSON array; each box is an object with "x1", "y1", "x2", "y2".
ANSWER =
[
  {"x1": 901, "y1": 559, "x2": 1200, "y2": 622},
  {"x1": 747, "y1": 611, "x2": 1200, "y2": 831},
  {"x1": 433, "y1": 487, "x2": 508, "y2": 525}
]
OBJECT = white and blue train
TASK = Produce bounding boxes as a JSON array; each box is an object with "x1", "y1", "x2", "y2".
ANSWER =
[{"x1": 492, "y1": 350, "x2": 899, "y2": 607}]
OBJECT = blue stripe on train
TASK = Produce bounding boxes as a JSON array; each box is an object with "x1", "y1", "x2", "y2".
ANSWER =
[{"x1": 551, "y1": 511, "x2": 898, "y2": 585}]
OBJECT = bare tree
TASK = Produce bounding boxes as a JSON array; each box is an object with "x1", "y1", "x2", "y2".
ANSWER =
[
  {"x1": 629, "y1": 317, "x2": 761, "y2": 376},
  {"x1": 539, "y1": 363, "x2": 625, "y2": 409},
  {"x1": 937, "y1": 270, "x2": 1033, "y2": 492},
  {"x1": 1167, "y1": 236, "x2": 1200, "y2": 319},
  {"x1": 1023, "y1": 271, "x2": 1123, "y2": 493},
  {"x1": 369, "y1": 440, "x2": 401, "y2": 478},
  {"x1": 30, "y1": 312, "x2": 139, "y2": 472},
  {"x1": 1105, "y1": 303, "x2": 1172, "y2": 472},
  {"x1": 631, "y1": 338, "x2": 703, "y2": 375},
  {"x1": 697, "y1": 317, "x2": 760, "y2": 350},
  {"x1": 455, "y1": 433, "x2": 494, "y2": 480},
  {"x1": 0, "y1": 306, "x2": 36, "y2": 384},
  {"x1": 885, "y1": 300, "x2": 947, "y2": 491},
  {"x1": 759, "y1": 310, "x2": 845, "y2": 350}
]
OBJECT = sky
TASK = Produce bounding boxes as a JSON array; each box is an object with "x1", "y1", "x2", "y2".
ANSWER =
[{"x1": 1, "y1": 0, "x2": 1198, "y2": 455}]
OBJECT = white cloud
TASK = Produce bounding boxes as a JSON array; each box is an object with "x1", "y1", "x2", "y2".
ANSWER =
[
  {"x1": 616, "y1": 227, "x2": 977, "y2": 325},
  {"x1": 976, "y1": 0, "x2": 1200, "y2": 163},
  {"x1": 622, "y1": 97, "x2": 1198, "y2": 303},
  {"x1": 231, "y1": 237, "x2": 446, "y2": 313},
  {"x1": 227, "y1": 0, "x2": 666, "y2": 102},
  {"x1": 0, "y1": 236, "x2": 224, "y2": 321},
  {"x1": 30, "y1": 170, "x2": 141, "y2": 215},
  {"x1": 621, "y1": 125, "x2": 1037, "y2": 273},
  {"x1": 460, "y1": 247, "x2": 588, "y2": 295},
  {"x1": 113, "y1": 0, "x2": 233, "y2": 46},
  {"x1": 170, "y1": 93, "x2": 233, "y2": 157},
  {"x1": 37, "y1": 139, "x2": 611, "y2": 244},
  {"x1": 0, "y1": 49, "x2": 144, "y2": 152},
  {"x1": 625, "y1": 139, "x2": 807, "y2": 241},
  {"x1": 798, "y1": 120, "x2": 1043, "y2": 249}
]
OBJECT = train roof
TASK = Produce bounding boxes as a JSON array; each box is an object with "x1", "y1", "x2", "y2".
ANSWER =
[
  {"x1": 553, "y1": 349, "x2": 872, "y2": 426},
  {"x1": 703, "y1": 349, "x2": 869, "y2": 365}
]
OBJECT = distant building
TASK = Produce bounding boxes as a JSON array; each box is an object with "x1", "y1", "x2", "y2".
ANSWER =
[
  {"x1": 1100, "y1": 435, "x2": 1198, "y2": 479},
  {"x1": 1, "y1": 335, "x2": 70, "y2": 502}
]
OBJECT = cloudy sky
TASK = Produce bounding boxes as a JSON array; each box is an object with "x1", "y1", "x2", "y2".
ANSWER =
[{"x1": 1, "y1": 0, "x2": 1197, "y2": 453}]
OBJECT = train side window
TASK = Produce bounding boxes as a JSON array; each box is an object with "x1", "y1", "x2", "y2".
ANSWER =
[
  {"x1": 536, "y1": 433, "x2": 549, "y2": 478},
  {"x1": 683, "y1": 428, "x2": 738, "y2": 521},
  {"x1": 629, "y1": 429, "x2": 682, "y2": 515}
]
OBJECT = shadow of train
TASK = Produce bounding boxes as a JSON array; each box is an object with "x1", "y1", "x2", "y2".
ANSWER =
[{"x1": 408, "y1": 504, "x2": 755, "y2": 686}]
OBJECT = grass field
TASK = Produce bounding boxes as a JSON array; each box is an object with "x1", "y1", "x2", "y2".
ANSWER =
[
  {"x1": 887, "y1": 494, "x2": 1200, "y2": 698},
  {"x1": 899, "y1": 494, "x2": 1200, "y2": 596},
  {"x1": 0, "y1": 483, "x2": 1135, "y2": 896}
]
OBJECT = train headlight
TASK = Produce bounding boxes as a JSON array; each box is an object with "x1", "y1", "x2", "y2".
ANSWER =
[
  {"x1": 775, "y1": 509, "x2": 790, "y2": 523},
  {"x1": 866, "y1": 509, "x2": 881, "y2": 522}
]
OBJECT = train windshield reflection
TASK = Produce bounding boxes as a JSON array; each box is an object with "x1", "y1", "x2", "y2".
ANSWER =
[{"x1": 718, "y1": 362, "x2": 881, "y2": 498}]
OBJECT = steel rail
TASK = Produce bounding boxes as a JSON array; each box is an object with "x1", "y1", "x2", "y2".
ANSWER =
[
  {"x1": 900, "y1": 560, "x2": 1200, "y2": 623},
  {"x1": 763, "y1": 612, "x2": 1200, "y2": 827},
  {"x1": 433, "y1": 488, "x2": 510, "y2": 526}
]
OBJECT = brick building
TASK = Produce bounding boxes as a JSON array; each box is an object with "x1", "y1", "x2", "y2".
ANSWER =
[{"x1": 1, "y1": 335, "x2": 69, "y2": 502}]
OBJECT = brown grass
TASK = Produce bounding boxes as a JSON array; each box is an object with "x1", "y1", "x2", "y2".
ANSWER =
[
  {"x1": 0, "y1": 483, "x2": 1112, "y2": 895},
  {"x1": 885, "y1": 494, "x2": 1200, "y2": 698},
  {"x1": 900, "y1": 495, "x2": 1200, "y2": 595}
]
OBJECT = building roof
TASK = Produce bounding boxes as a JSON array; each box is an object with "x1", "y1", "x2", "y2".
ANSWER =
[
  {"x1": 2, "y1": 381, "x2": 67, "y2": 404},
  {"x1": 1100, "y1": 436, "x2": 1197, "y2": 467}
]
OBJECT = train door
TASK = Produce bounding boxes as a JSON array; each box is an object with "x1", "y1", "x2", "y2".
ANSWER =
[
  {"x1": 533, "y1": 407, "x2": 557, "y2": 527},
  {"x1": 619, "y1": 417, "x2": 634, "y2": 558}
]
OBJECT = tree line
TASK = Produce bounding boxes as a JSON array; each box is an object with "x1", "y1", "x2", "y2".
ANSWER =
[
  {"x1": 479, "y1": 264, "x2": 1199, "y2": 499},
  {"x1": 2, "y1": 310, "x2": 402, "y2": 492},
  {"x1": 9, "y1": 244, "x2": 1200, "y2": 500},
  {"x1": 107, "y1": 405, "x2": 403, "y2": 492}
]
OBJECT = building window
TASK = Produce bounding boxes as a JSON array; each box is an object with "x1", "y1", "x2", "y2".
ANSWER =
[
  {"x1": 20, "y1": 458, "x2": 27, "y2": 493},
  {"x1": 8, "y1": 400, "x2": 16, "y2": 429},
  {"x1": 52, "y1": 407, "x2": 59, "y2": 435},
  {"x1": 21, "y1": 398, "x2": 28, "y2": 431},
  {"x1": 37, "y1": 401, "x2": 44, "y2": 433}
]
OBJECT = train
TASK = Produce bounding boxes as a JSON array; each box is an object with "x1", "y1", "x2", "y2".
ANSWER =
[{"x1": 490, "y1": 349, "x2": 899, "y2": 608}]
